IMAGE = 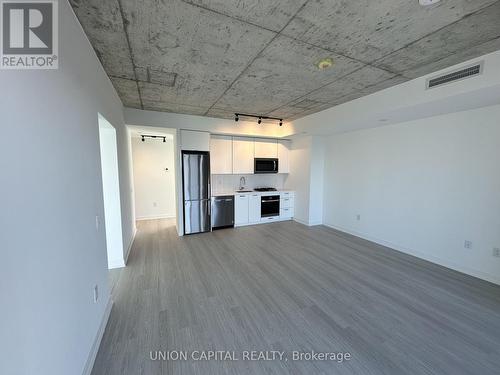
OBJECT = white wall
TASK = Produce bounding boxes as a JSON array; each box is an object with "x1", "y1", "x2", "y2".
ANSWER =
[
  {"x1": 0, "y1": 1, "x2": 135, "y2": 374},
  {"x1": 285, "y1": 137, "x2": 312, "y2": 224},
  {"x1": 323, "y1": 104, "x2": 500, "y2": 285},
  {"x1": 285, "y1": 136, "x2": 325, "y2": 226},
  {"x1": 308, "y1": 137, "x2": 325, "y2": 225},
  {"x1": 132, "y1": 136, "x2": 176, "y2": 220}
]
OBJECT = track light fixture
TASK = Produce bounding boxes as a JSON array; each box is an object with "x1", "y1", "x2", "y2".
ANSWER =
[
  {"x1": 141, "y1": 134, "x2": 168, "y2": 143},
  {"x1": 234, "y1": 113, "x2": 284, "y2": 127}
]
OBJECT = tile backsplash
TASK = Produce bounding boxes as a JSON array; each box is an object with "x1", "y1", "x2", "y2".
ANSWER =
[{"x1": 212, "y1": 174, "x2": 287, "y2": 193}]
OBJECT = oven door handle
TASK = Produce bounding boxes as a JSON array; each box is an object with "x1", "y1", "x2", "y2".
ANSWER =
[{"x1": 262, "y1": 199, "x2": 280, "y2": 203}]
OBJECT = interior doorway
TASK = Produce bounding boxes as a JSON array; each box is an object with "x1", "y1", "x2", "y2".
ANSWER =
[
  {"x1": 98, "y1": 114, "x2": 124, "y2": 269},
  {"x1": 129, "y1": 127, "x2": 177, "y2": 222}
]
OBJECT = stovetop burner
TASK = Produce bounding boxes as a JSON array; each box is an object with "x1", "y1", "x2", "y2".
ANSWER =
[{"x1": 254, "y1": 187, "x2": 277, "y2": 192}]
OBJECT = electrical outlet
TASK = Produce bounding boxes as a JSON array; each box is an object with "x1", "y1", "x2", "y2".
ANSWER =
[
  {"x1": 464, "y1": 240, "x2": 472, "y2": 249},
  {"x1": 93, "y1": 285, "x2": 99, "y2": 303},
  {"x1": 356, "y1": 214, "x2": 361, "y2": 221},
  {"x1": 95, "y1": 215, "x2": 99, "y2": 231},
  {"x1": 493, "y1": 248, "x2": 500, "y2": 258}
]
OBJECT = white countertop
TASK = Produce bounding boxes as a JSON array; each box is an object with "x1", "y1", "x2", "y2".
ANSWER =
[{"x1": 212, "y1": 189, "x2": 294, "y2": 197}]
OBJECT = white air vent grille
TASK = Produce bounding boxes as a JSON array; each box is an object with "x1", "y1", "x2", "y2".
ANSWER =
[{"x1": 427, "y1": 63, "x2": 483, "y2": 89}]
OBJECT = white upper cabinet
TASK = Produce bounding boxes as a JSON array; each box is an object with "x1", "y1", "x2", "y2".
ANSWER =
[
  {"x1": 254, "y1": 138, "x2": 278, "y2": 158},
  {"x1": 181, "y1": 130, "x2": 210, "y2": 151},
  {"x1": 277, "y1": 139, "x2": 290, "y2": 174},
  {"x1": 232, "y1": 137, "x2": 254, "y2": 174},
  {"x1": 210, "y1": 135, "x2": 232, "y2": 174}
]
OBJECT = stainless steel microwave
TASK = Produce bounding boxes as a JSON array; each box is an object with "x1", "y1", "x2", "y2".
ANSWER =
[{"x1": 254, "y1": 158, "x2": 278, "y2": 174}]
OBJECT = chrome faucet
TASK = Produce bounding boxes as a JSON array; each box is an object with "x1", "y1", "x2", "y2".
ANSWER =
[{"x1": 239, "y1": 176, "x2": 246, "y2": 190}]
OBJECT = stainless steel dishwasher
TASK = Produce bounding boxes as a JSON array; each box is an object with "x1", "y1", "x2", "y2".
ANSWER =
[{"x1": 211, "y1": 195, "x2": 234, "y2": 230}]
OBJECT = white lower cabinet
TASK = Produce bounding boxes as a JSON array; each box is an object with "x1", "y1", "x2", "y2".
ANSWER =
[
  {"x1": 261, "y1": 216, "x2": 279, "y2": 223},
  {"x1": 280, "y1": 192, "x2": 294, "y2": 220},
  {"x1": 234, "y1": 194, "x2": 249, "y2": 225},
  {"x1": 280, "y1": 207, "x2": 294, "y2": 219},
  {"x1": 234, "y1": 191, "x2": 295, "y2": 227},
  {"x1": 249, "y1": 194, "x2": 261, "y2": 223}
]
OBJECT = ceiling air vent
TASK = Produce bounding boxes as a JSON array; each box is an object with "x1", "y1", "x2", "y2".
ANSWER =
[{"x1": 426, "y1": 62, "x2": 483, "y2": 89}]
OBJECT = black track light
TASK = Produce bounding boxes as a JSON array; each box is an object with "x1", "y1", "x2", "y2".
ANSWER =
[
  {"x1": 163, "y1": 137, "x2": 166, "y2": 143},
  {"x1": 233, "y1": 113, "x2": 282, "y2": 126},
  {"x1": 141, "y1": 135, "x2": 145, "y2": 142}
]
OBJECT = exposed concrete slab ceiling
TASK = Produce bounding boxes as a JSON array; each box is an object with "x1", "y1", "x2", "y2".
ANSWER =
[{"x1": 70, "y1": 0, "x2": 500, "y2": 120}]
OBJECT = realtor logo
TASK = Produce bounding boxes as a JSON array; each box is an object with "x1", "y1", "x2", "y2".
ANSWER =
[{"x1": 1, "y1": 0, "x2": 58, "y2": 69}]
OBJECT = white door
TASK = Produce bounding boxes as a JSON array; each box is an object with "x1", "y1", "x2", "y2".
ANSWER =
[
  {"x1": 233, "y1": 137, "x2": 254, "y2": 174},
  {"x1": 277, "y1": 140, "x2": 290, "y2": 174},
  {"x1": 249, "y1": 193, "x2": 261, "y2": 223},
  {"x1": 210, "y1": 135, "x2": 232, "y2": 174},
  {"x1": 254, "y1": 138, "x2": 278, "y2": 158},
  {"x1": 234, "y1": 194, "x2": 249, "y2": 225}
]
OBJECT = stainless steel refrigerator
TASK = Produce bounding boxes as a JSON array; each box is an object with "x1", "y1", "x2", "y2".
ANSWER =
[{"x1": 182, "y1": 151, "x2": 211, "y2": 234}]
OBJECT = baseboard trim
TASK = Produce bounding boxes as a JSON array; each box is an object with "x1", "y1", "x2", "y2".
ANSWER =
[
  {"x1": 108, "y1": 258, "x2": 125, "y2": 269},
  {"x1": 293, "y1": 218, "x2": 323, "y2": 227},
  {"x1": 323, "y1": 223, "x2": 500, "y2": 286},
  {"x1": 124, "y1": 226, "x2": 137, "y2": 266},
  {"x1": 136, "y1": 214, "x2": 176, "y2": 221},
  {"x1": 308, "y1": 220, "x2": 323, "y2": 226},
  {"x1": 82, "y1": 297, "x2": 113, "y2": 375}
]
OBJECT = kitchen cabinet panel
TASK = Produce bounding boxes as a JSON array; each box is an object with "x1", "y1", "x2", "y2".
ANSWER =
[
  {"x1": 280, "y1": 207, "x2": 294, "y2": 219},
  {"x1": 233, "y1": 137, "x2": 254, "y2": 174},
  {"x1": 280, "y1": 191, "x2": 294, "y2": 219},
  {"x1": 235, "y1": 194, "x2": 249, "y2": 225},
  {"x1": 249, "y1": 193, "x2": 261, "y2": 223},
  {"x1": 181, "y1": 130, "x2": 210, "y2": 151},
  {"x1": 277, "y1": 140, "x2": 290, "y2": 174},
  {"x1": 254, "y1": 139, "x2": 277, "y2": 158},
  {"x1": 210, "y1": 135, "x2": 232, "y2": 174}
]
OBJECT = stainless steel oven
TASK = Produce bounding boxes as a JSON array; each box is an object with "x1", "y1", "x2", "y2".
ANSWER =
[
  {"x1": 261, "y1": 195, "x2": 280, "y2": 217},
  {"x1": 254, "y1": 158, "x2": 278, "y2": 174}
]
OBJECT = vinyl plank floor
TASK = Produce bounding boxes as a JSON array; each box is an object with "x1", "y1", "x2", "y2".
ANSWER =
[{"x1": 92, "y1": 219, "x2": 500, "y2": 375}]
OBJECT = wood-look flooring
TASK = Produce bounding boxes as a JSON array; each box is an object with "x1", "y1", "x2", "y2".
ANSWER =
[{"x1": 92, "y1": 219, "x2": 500, "y2": 375}]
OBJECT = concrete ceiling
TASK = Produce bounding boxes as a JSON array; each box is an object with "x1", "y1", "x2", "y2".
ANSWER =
[{"x1": 70, "y1": 0, "x2": 500, "y2": 121}]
